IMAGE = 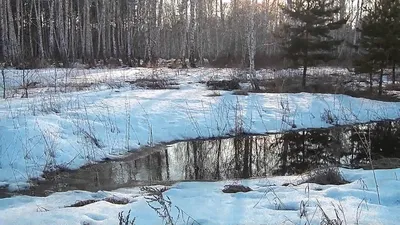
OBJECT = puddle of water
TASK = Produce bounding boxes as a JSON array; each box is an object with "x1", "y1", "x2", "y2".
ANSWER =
[{"x1": 5, "y1": 120, "x2": 400, "y2": 197}]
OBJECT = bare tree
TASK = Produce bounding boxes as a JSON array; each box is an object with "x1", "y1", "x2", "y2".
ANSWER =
[
  {"x1": 0, "y1": 0, "x2": 362, "y2": 68},
  {"x1": 189, "y1": 0, "x2": 196, "y2": 67}
]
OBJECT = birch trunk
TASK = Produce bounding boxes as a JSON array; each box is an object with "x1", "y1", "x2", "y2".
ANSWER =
[
  {"x1": 49, "y1": 0, "x2": 55, "y2": 58},
  {"x1": 197, "y1": 0, "x2": 204, "y2": 64},
  {"x1": 34, "y1": 0, "x2": 45, "y2": 59},
  {"x1": 57, "y1": 0, "x2": 67, "y2": 60},
  {"x1": 189, "y1": 0, "x2": 196, "y2": 67},
  {"x1": 180, "y1": 0, "x2": 188, "y2": 66},
  {"x1": 84, "y1": 0, "x2": 93, "y2": 63},
  {"x1": 157, "y1": 0, "x2": 164, "y2": 57},
  {"x1": 248, "y1": 0, "x2": 258, "y2": 90}
]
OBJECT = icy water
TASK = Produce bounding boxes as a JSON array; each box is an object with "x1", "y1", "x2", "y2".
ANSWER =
[{"x1": 5, "y1": 120, "x2": 400, "y2": 197}]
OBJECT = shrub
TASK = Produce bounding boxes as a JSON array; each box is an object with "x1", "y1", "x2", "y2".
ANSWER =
[
  {"x1": 206, "y1": 79, "x2": 240, "y2": 90},
  {"x1": 301, "y1": 167, "x2": 348, "y2": 185}
]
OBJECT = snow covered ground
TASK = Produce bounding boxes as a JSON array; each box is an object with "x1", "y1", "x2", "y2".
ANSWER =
[
  {"x1": 0, "y1": 168, "x2": 399, "y2": 225},
  {"x1": 0, "y1": 67, "x2": 400, "y2": 224},
  {"x1": 0, "y1": 67, "x2": 400, "y2": 190}
]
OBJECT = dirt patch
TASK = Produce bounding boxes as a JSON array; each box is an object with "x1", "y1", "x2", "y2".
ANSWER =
[
  {"x1": 126, "y1": 78, "x2": 179, "y2": 89},
  {"x1": 385, "y1": 83, "x2": 400, "y2": 92},
  {"x1": 222, "y1": 184, "x2": 252, "y2": 193},
  {"x1": 361, "y1": 158, "x2": 400, "y2": 170},
  {"x1": 104, "y1": 197, "x2": 130, "y2": 205},
  {"x1": 256, "y1": 76, "x2": 353, "y2": 94},
  {"x1": 140, "y1": 186, "x2": 169, "y2": 196},
  {"x1": 232, "y1": 90, "x2": 249, "y2": 96},
  {"x1": 206, "y1": 80, "x2": 240, "y2": 90},
  {"x1": 67, "y1": 199, "x2": 99, "y2": 207},
  {"x1": 250, "y1": 75, "x2": 400, "y2": 102},
  {"x1": 67, "y1": 197, "x2": 131, "y2": 207}
]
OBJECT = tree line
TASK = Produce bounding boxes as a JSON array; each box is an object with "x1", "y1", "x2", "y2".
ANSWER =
[
  {"x1": 0, "y1": 0, "x2": 366, "y2": 68},
  {"x1": 279, "y1": 0, "x2": 400, "y2": 93},
  {"x1": 0, "y1": 1, "x2": 398, "y2": 82},
  {"x1": 355, "y1": 0, "x2": 400, "y2": 94}
]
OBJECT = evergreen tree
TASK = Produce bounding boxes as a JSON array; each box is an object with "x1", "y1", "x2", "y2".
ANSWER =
[
  {"x1": 355, "y1": 0, "x2": 399, "y2": 95},
  {"x1": 387, "y1": 0, "x2": 400, "y2": 84},
  {"x1": 281, "y1": 0, "x2": 348, "y2": 88}
]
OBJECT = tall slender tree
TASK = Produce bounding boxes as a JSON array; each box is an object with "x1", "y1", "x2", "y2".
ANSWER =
[
  {"x1": 355, "y1": 0, "x2": 400, "y2": 95},
  {"x1": 0, "y1": 0, "x2": 373, "y2": 68},
  {"x1": 281, "y1": 0, "x2": 348, "y2": 88}
]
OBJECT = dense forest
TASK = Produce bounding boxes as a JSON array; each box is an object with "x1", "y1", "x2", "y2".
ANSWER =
[{"x1": 0, "y1": 0, "x2": 398, "y2": 70}]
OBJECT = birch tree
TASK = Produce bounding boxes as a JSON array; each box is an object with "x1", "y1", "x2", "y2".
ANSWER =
[
  {"x1": 248, "y1": 0, "x2": 259, "y2": 90},
  {"x1": 0, "y1": 0, "x2": 372, "y2": 68},
  {"x1": 189, "y1": 0, "x2": 196, "y2": 67}
]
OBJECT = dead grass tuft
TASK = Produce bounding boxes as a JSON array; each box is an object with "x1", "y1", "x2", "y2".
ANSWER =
[
  {"x1": 67, "y1": 197, "x2": 130, "y2": 208},
  {"x1": 67, "y1": 199, "x2": 99, "y2": 207},
  {"x1": 385, "y1": 83, "x2": 400, "y2": 91},
  {"x1": 301, "y1": 167, "x2": 349, "y2": 185},
  {"x1": 206, "y1": 79, "x2": 240, "y2": 90},
  {"x1": 206, "y1": 91, "x2": 222, "y2": 97},
  {"x1": 361, "y1": 157, "x2": 400, "y2": 170},
  {"x1": 127, "y1": 78, "x2": 179, "y2": 89},
  {"x1": 104, "y1": 197, "x2": 130, "y2": 205},
  {"x1": 232, "y1": 90, "x2": 249, "y2": 96}
]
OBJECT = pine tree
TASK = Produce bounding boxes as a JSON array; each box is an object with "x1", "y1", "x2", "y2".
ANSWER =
[
  {"x1": 387, "y1": 0, "x2": 400, "y2": 84},
  {"x1": 355, "y1": 0, "x2": 398, "y2": 95},
  {"x1": 281, "y1": 0, "x2": 347, "y2": 88}
]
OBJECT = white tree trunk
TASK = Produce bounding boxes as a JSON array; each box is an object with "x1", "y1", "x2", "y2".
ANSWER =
[
  {"x1": 180, "y1": 0, "x2": 188, "y2": 65},
  {"x1": 196, "y1": 0, "x2": 204, "y2": 64},
  {"x1": 57, "y1": 0, "x2": 67, "y2": 60},
  {"x1": 34, "y1": 0, "x2": 44, "y2": 59},
  {"x1": 49, "y1": 0, "x2": 55, "y2": 57},
  {"x1": 84, "y1": 0, "x2": 93, "y2": 61},
  {"x1": 157, "y1": 0, "x2": 164, "y2": 57},
  {"x1": 248, "y1": 0, "x2": 258, "y2": 89},
  {"x1": 189, "y1": 0, "x2": 196, "y2": 67}
]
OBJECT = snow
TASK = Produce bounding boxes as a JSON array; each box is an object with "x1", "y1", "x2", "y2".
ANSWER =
[
  {"x1": 0, "y1": 67, "x2": 399, "y2": 224},
  {"x1": 0, "y1": 168, "x2": 399, "y2": 225},
  {"x1": 0, "y1": 67, "x2": 400, "y2": 188}
]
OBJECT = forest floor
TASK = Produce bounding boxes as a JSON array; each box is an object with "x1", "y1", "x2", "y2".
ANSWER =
[{"x1": 0, "y1": 66, "x2": 399, "y2": 224}]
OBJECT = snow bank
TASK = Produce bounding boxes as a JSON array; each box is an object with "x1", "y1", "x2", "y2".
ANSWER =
[
  {"x1": 0, "y1": 68, "x2": 399, "y2": 188},
  {"x1": 0, "y1": 168, "x2": 398, "y2": 225}
]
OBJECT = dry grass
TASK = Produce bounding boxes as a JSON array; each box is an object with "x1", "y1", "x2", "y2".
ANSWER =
[
  {"x1": 258, "y1": 76, "x2": 347, "y2": 94},
  {"x1": 206, "y1": 79, "x2": 240, "y2": 90},
  {"x1": 126, "y1": 78, "x2": 179, "y2": 89},
  {"x1": 66, "y1": 197, "x2": 130, "y2": 207},
  {"x1": 385, "y1": 83, "x2": 400, "y2": 91},
  {"x1": 361, "y1": 158, "x2": 400, "y2": 170},
  {"x1": 252, "y1": 75, "x2": 400, "y2": 102},
  {"x1": 232, "y1": 90, "x2": 249, "y2": 96},
  {"x1": 301, "y1": 167, "x2": 349, "y2": 185},
  {"x1": 118, "y1": 210, "x2": 136, "y2": 225},
  {"x1": 67, "y1": 199, "x2": 99, "y2": 207},
  {"x1": 205, "y1": 91, "x2": 222, "y2": 97},
  {"x1": 104, "y1": 197, "x2": 130, "y2": 205}
]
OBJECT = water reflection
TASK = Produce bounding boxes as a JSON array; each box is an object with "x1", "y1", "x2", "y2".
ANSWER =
[{"x1": 20, "y1": 120, "x2": 400, "y2": 196}]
